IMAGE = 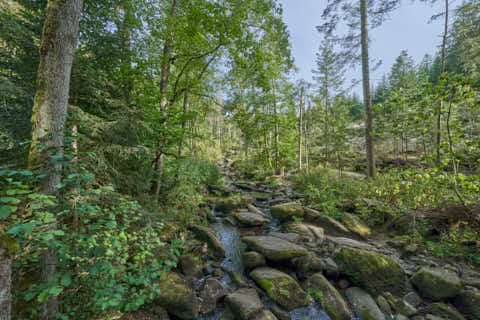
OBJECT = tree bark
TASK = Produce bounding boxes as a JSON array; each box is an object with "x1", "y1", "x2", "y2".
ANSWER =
[
  {"x1": 298, "y1": 87, "x2": 304, "y2": 169},
  {"x1": 154, "y1": 0, "x2": 180, "y2": 204},
  {"x1": 0, "y1": 230, "x2": 18, "y2": 320},
  {"x1": 360, "y1": 0, "x2": 375, "y2": 178},
  {"x1": 28, "y1": 1, "x2": 83, "y2": 319},
  {"x1": 272, "y1": 80, "x2": 279, "y2": 171},
  {"x1": 436, "y1": 0, "x2": 449, "y2": 165}
]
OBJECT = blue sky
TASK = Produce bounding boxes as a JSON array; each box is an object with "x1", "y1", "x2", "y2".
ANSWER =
[{"x1": 280, "y1": 0, "x2": 445, "y2": 95}]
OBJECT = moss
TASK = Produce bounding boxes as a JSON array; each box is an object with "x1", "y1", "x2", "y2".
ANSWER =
[
  {"x1": 410, "y1": 267, "x2": 462, "y2": 300},
  {"x1": 336, "y1": 247, "x2": 405, "y2": 296}
]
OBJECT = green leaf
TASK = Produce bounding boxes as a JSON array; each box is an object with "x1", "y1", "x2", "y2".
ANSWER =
[
  {"x1": 0, "y1": 206, "x2": 14, "y2": 219},
  {"x1": 60, "y1": 273, "x2": 72, "y2": 287},
  {"x1": 54, "y1": 230, "x2": 65, "y2": 236},
  {"x1": 49, "y1": 286, "x2": 63, "y2": 297},
  {"x1": 0, "y1": 197, "x2": 21, "y2": 204}
]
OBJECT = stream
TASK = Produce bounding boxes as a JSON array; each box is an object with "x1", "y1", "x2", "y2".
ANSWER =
[{"x1": 198, "y1": 169, "x2": 331, "y2": 320}]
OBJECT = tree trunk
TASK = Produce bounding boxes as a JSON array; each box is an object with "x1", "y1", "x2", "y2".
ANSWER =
[
  {"x1": 0, "y1": 230, "x2": 18, "y2": 320},
  {"x1": 272, "y1": 80, "x2": 279, "y2": 171},
  {"x1": 360, "y1": 0, "x2": 375, "y2": 178},
  {"x1": 298, "y1": 87, "x2": 304, "y2": 169},
  {"x1": 304, "y1": 101, "x2": 310, "y2": 173},
  {"x1": 28, "y1": 1, "x2": 83, "y2": 319},
  {"x1": 436, "y1": 0, "x2": 449, "y2": 165},
  {"x1": 155, "y1": 0, "x2": 180, "y2": 204}
]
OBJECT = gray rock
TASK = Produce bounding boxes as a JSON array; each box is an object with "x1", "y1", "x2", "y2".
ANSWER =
[
  {"x1": 270, "y1": 306, "x2": 291, "y2": 320},
  {"x1": 341, "y1": 213, "x2": 372, "y2": 239},
  {"x1": 253, "y1": 310, "x2": 278, "y2": 320},
  {"x1": 303, "y1": 273, "x2": 352, "y2": 320},
  {"x1": 327, "y1": 236, "x2": 375, "y2": 251},
  {"x1": 154, "y1": 272, "x2": 198, "y2": 319},
  {"x1": 403, "y1": 291, "x2": 422, "y2": 308},
  {"x1": 269, "y1": 232, "x2": 300, "y2": 243},
  {"x1": 455, "y1": 288, "x2": 480, "y2": 320},
  {"x1": 410, "y1": 267, "x2": 463, "y2": 300},
  {"x1": 190, "y1": 225, "x2": 226, "y2": 259},
  {"x1": 394, "y1": 315, "x2": 408, "y2": 320},
  {"x1": 425, "y1": 303, "x2": 466, "y2": 320},
  {"x1": 346, "y1": 287, "x2": 385, "y2": 320},
  {"x1": 292, "y1": 253, "x2": 325, "y2": 279},
  {"x1": 242, "y1": 236, "x2": 307, "y2": 261},
  {"x1": 304, "y1": 208, "x2": 352, "y2": 237},
  {"x1": 377, "y1": 296, "x2": 392, "y2": 316},
  {"x1": 234, "y1": 211, "x2": 270, "y2": 227},
  {"x1": 322, "y1": 257, "x2": 339, "y2": 277},
  {"x1": 250, "y1": 267, "x2": 309, "y2": 311},
  {"x1": 225, "y1": 288, "x2": 263, "y2": 320},
  {"x1": 243, "y1": 251, "x2": 266, "y2": 269},
  {"x1": 198, "y1": 278, "x2": 228, "y2": 314},
  {"x1": 284, "y1": 222, "x2": 325, "y2": 243}
]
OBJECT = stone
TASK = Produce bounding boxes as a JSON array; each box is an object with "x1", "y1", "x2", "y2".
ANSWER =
[
  {"x1": 335, "y1": 247, "x2": 406, "y2": 296},
  {"x1": 219, "y1": 307, "x2": 235, "y2": 320},
  {"x1": 225, "y1": 288, "x2": 263, "y2": 320},
  {"x1": 250, "y1": 267, "x2": 309, "y2": 311},
  {"x1": 425, "y1": 303, "x2": 466, "y2": 320},
  {"x1": 179, "y1": 254, "x2": 204, "y2": 278},
  {"x1": 198, "y1": 278, "x2": 227, "y2": 314},
  {"x1": 270, "y1": 202, "x2": 305, "y2": 222},
  {"x1": 270, "y1": 306, "x2": 291, "y2": 320},
  {"x1": 284, "y1": 222, "x2": 325, "y2": 243},
  {"x1": 455, "y1": 288, "x2": 480, "y2": 320},
  {"x1": 394, "y1": 299, "x2": 418, "y2": 317},
  {"x1": 216, "y1": 195, "x2": 253, "y2": 213},
  {"x1": 292, "y1": 254, "x2": 325, "y2": 279},
  {"x1": 403, "y1": 291, "x2": 422, "y2": 308},
  {"x1": 253, "y1": 310, "x2": 278, "y2": 320},
  {"x1": 234, "y1": 211, "x2": 270, "y2": 227},
  {"x1": 242, "y1": 236, "x2": 307, "y2": 262},
  {"x1": 410, "y1": 267, "x2": 462, "y2": 301},
  {"x1": 338, "y1": 279, "x2": 350, "y2": 290},
  {"x1": 341, "y1": 213, "x2": 372, "y2": 239},
  {"x1": 327, "y1": 236, "x2": 375, "y2": 251},
  {"x1": 322, "y1": 257, "x2": 339, "y2": 278},
  {"x1": 243, "y1": 251, "x2": 266, "y2": 269},
  {"x1": 303, "y1": 273, "x2": 352, "y2": 320},
  {"x1": 303, "y1": 208, "x2": 352, "y2": 236},
  {"x1": 154, "y1": 272, "x2": 198, "y2": 319},
  {"x1": 394, "y1": 315, "x2": 408, "y2": 320},
  {"x1": 346, "y1": 287, "x2": 385, "y2": 320},
  {"x1": 268, "y1": 232, "x2": 300, "y2": 243},
  {"x1": 190, "y1": 225, "x2": 226, "y2": 259},
  {"x1": 377, "y1": 296, "x2": 392, "y2": 316}
]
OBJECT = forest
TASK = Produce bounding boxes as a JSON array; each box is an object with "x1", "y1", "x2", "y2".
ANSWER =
[{"x1": 0, "y1": 0, "x2": 479, "y2": 320}]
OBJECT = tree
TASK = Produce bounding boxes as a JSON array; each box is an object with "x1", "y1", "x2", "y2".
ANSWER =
[
  {"x1": 28, "y1": 1, "x2": 83, "y2": 318},
  {"x1": 319, "y1": 0, "x2": 401, "y2": 178}
]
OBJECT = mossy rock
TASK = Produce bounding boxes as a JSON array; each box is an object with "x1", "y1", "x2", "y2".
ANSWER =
[
  {"x1": 190, "y1": 225, "x2": 226, "y2": 259},
  {"x1": 346, "y1": 287, "x2": 385, "y2": 320},
  {"x1": 270, "y1": 202, "x2": 305, "y2": 222},
  {"x1": 250, "y1": 267, "x2": 309, "y2": 311},
  {"x1": 216, "y1": 195, "x2": 253, "y2": 213},
  {"x1": 225, "y1": 288, "x2": 263, "y2": 320},
  {"x1": 303, "y1": 273, "x2": 352, "y2": 320},
  {"x1": 425, "y1": 303, "x2": 466, "y2": 320},
  {"x1": 242, "y1": 236, "x2": 307, "y2": 262},
  {"x1": 455, "y1": 289, "x2": 480, "y2": 320},
  {"x1": 341, "y1": 213, "x2": 371, "y2": 239},
  {"x1": 410, "y1": 267, "x2": 462, "y2": 301},
  {"x1": 336, "y1": 247, "x2": 406, "y2": 296},
  {"x1": 243, "y1": 251, "x2": 266, "y2": 269},
  {"x1": 154, "y1": 272, "x2": 198, "y2": 319}
]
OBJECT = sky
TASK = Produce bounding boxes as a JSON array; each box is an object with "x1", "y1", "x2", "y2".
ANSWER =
[{"x1": 280, "y1": 0, "x2": 445, "y2": 96}]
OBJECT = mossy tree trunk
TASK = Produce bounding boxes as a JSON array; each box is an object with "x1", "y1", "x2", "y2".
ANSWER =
[
  {"x1": 0, "y1": 230, "x2": 19, "y2": 320},
  {"x1": 28, "y1": 1, "x2": 83, "y2": 319}
]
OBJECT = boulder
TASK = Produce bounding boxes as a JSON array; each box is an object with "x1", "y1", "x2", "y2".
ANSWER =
[
  {"x1": 243, "y1": 251, "x2": 266, "y2": 269},
  {"x1": 216, "y1": 195, "x2": 253, "y2": 213},
  {"x1": 341, "y1": 213, "x2": 371, "y2": 239},
  {"x1": 336, "y1": 247, "x2": 406, "y2": 296},
  {"x1": 198, "y1": 278, "x2": 228, "y2": 314},
  {"x1": 425, "y1": 303, "x2": 466, "y2": 320},
  {"x1": 270, "y1": 202, "x2": 305, "y2": 222},
  {"x1": 284, "y1": 222, "x2": 325, "y2": 243},
  {"x1": 304, "y1": 208, "x2": 352, "y2": 236},
  {"x1": 253, "y1": 310, "x2": 278, "y2": 320},
  {"x1": 225, "y1": 288, "x2": 263, "y2": 320},
  {"x1": 250, "y1": 267, "x2": 309, "y2": 311},
  {"x1": 190, "y1": 225, "x2": 226, "y2": 259},
  {"x1": 403, "y1": 291, "x2": 422, "y2": 308},
  {"x1": 455, "y1": 288, "x2": 480, "y2": 320},
  {"x1": 346, "y1": 287, "x2": 385, "y2": 320},
  {"x1": 303, "y1": 273, "x2": 352, "y2": 320},
  {"x1": 179, "y1": 254, "x2": 204, "y2": 278},
  {"x1": 242, "y1": 236, "x2": 307, "y2": 261},
  {"x1": 154, "y1": 272, "x2": 198, "y2": 319},
  {"x1": 268, "y1": 232, "x2": 300, "y2": 243},
  {"x1": 292, "y1": 254, "x2": 325, "y2": 279},
  {"x1": 377, "y1": 296, "x2": 392, "y2": 316},
  {"x1": 410, "y1": 267, "x2": 462, "y2": 300},
  {"x1": 270, "y1": 306, "x2": 291, "y2": 320},
  {"x1": 234, "y1": 211, "x2": 270, "y2": 227},
  {"x1": 327, "y1": 236, "x2": 375, "y2": 251}
]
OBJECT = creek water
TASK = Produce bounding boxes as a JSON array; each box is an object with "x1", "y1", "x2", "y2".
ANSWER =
[{"x1": 198, "y1": 187, "x2": 331, "y2": 320}]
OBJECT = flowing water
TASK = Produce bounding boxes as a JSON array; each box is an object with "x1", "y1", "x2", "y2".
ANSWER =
[{"x1": 198, "y1": 188, "x2": 331, "y2": 320}]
